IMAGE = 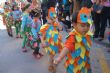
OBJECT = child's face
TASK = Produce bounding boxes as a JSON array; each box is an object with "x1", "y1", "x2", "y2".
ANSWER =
[
  {"x1": 74, "y1": 23, "x2": 90, "y2": 35},
  {"x1": 14, "y1": 6, "x2": 17, "y2": 10},
  {"x1": 26, "y1": 8, "x2": 31, "y2": 13},
  {"x1": 46, "y1": 17, "x2": 54, "y2": 24}
]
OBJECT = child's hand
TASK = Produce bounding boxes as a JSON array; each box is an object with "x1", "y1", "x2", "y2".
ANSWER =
[
  {"x1": 41, "y1": 42, "x2": 47, "y2": 48},
  {"x1": 25, "y1": 32, "x2": 28, "y2": 35},
  {"x1": 53, "y1": 58, "x2": 61, "y2": 65},
  {"x1": 97, "y1": 10, "x2": 101, "y2": 14}
]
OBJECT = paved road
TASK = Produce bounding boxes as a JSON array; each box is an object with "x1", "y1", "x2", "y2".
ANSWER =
[
  {"x1": 0, "y1": 16, "x2": 110, "y2": 73},
  {"x1": 0, "y1": 29, "x2": 110, "y2": 73}
]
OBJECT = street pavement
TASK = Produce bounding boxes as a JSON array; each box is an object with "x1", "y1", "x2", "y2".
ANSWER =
[{"x1": 0, "y1": 16, "x2": 110, "y2": 73}]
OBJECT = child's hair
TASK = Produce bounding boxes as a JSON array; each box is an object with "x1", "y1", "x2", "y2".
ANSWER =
[
  {"x1": 71, "y1": 11, "x2": 79, "y2": 23},
  {"x1": 12, "y1": 6, "x2": 19, "y2": 11},
  {"x1": 30, "y1": 9, "x2": 41, "y2": 18},
  {"x1": 22, "y1": 4, "x2": 30, "y2": 12},
  {"x1": 32, "y1": 9, "x2": 41, "y2": 17}
]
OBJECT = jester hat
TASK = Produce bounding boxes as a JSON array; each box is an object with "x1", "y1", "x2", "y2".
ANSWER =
[
  {"x1": 77, "y1": 7, "x2": 93, "y2": 25},
  {"x1": 48, "y1": 7, "x2": 57, "y2": 19}
]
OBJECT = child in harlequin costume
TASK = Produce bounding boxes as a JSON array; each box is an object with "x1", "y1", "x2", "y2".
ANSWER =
[
  {"x1": 40, "y1": 7, "x2": 63, "y2": 72},
  {"x1": 3, "y1": 5, "x2": 13, "y2": 37},
  {"x1": 5, "y1": 8, "x2": 13, "y2": 37},
  {"x1": 21, "y1": 4, "x2": 33, "y2": 52},
  {"x1": 12, "y1": 5, "x2": 22, "y2": 38},
  {"x1": 54, "y1": 7, "x2": 93, "y2": 73},
  {"x1": 31, "y1": 9, "x2": 43, "y2": 59}
]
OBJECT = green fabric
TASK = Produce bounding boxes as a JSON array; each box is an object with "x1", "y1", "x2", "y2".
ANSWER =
[
  {"x1": 14, "y1": 21, "x2": 21, "y2": 35},
  {"x1": 22, "y1": 34, "x2": 27, "y2": 48},
  {"x1": 21, "y1": 26, "x2": 32, "y2": 48}
]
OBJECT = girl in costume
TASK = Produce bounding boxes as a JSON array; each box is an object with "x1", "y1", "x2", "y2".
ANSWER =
[
  {"x1": 54, "y1": 7, "x2": 93, "y2": 73},
  {"x1": 31, "y1": 9, "x2": 43, "y2": 59},
  {"x1": 21, "y1": 4, "x2": 33, "y2": 52},
  {"x1": 12, "y1": 5, "x2": 22, "y2": 38},
  {"x1": 40, "y1": 7, "x2": 63, "y2": 73}
]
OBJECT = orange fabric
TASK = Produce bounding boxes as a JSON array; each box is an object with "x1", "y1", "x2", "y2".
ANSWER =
[
  {"x1": 40, "y1": 25, "x2": 49, "y2": 36},
  {"x1": 34, "y1": 18, "x2": 37, "y2": 22},
  {"x1": 77, "y1": 70, "x2": 81, "y2": 73},
  {"x1": 85, "y1": 62, "x2": 90, "y2": 69},
  {"x1": 77, "y1": 7, "x2": 91, "y2": 23},
  {"x1": 85, "y1": 50, "x2": 89, "y2": 57},
  {"x1": 48, "y1": 7, "x2": 56, "y2": 18},
  {"x1": 74, "y1": 57, "x2": 80, "y2": 67},
  {"x1": 65, "y1": 35, "x2": 75, "y2": 52},
  {"x1": 65, "y1": 60, "x2": 70, "y2": 67},
  {"x1": 67, "y1": 54, "x2": 72, "y2": 60}
]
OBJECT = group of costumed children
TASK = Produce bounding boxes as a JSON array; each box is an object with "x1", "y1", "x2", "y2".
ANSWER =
[
  {"x1": 2, "y1": 2, "x2": 94, "y2": 73},
  {"x1": 2, "y1": 2, "x2": 22, "y2": 37},
  {"x1": 40, "y1": 4, "x2": 93, "y2": 73}
]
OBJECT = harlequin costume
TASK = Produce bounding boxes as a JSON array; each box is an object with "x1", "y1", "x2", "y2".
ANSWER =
[
  {"x1": 64, "y1": 7, "x2": 93, "y2": 73},
  {"x1": 40, "y1": 7, "x2": 63, "y2": 56}
]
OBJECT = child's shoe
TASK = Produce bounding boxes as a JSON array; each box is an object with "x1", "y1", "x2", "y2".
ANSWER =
[
  {"x1": 38, "y1": 52, "x2": 44, "y2": 56},
  {"x1": 36, "y1": 54, "x2": 41, "y2": 59},
  {"x1": 16, "y1": 35, "x2": 19, "y2": 38},
  {"x1": 22, "y1": 47, "x2": 27, "y2": 52},
  {"x1": 48, "y1": 65, "x2": 56, "y2": 73}
]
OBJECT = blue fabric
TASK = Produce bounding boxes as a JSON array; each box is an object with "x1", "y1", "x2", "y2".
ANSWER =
[
  {"x1": 78, "y1": 58, "x2": 83, "y2": 65},
  {"x1": 12, "y1": 10, "x2": 22, "y2": 20},
  {"x1": 31, "y1": 19, "x2": 41, "y2": 38},
  {"x1": 71, "y1": 48, "x2": 81, "y2": 59},
  {"x1": 108, "y1": 35, "x2": 110, "y2": 42},
  {"x1": 67, "y1": 64, "x2": 74, "y2": 73},
  {"x1": 63, "y1": 0, "x2": 67, "y2": 5},
  {"x1": 82, "y1": 37, "x2": 90, "y2": 51},
  {"x1": 80, "y1": 14, "x2": 88, "y2": 23},
  {"x1": 50, "y1": 45, "x2": 58, "y2": 53},
  {"x1": 53, "y1": 34, "x2": 58, "y2": 42},
  {"x1": 21, "y1": 13, "x2": 33, "y2": 31}
]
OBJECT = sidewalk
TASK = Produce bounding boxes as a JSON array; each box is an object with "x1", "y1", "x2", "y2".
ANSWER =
[{"x1": 94, "y1": 27, "x2": 110, "y2": 48}]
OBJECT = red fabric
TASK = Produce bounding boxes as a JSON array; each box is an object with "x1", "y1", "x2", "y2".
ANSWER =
[{"x1": 65, "y1": 35, "x2": 75, "y2": 52}]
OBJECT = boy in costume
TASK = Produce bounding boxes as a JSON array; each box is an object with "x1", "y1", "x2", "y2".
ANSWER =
[{"x1": 54, "y1": 7, "x2": 93, "y2": 73}]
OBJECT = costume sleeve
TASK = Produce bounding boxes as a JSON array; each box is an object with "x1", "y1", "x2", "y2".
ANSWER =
[
  {"x1": 39, "y1": 24, "x2": 49, "y2": 36},
  {"x1": 21, "y1": 15, "x2": 27, "y2": 32},
  {"x1": 64, "y1": 35, "x2": 75, "y2": 52}
]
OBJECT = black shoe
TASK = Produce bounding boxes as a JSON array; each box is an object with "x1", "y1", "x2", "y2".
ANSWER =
[
  {"x1": 10, "y1": 34, "x2": 13, "y2": 37},
  {"x1": 8, "y1": 32, "x2": 10, "y2": 36},
  {"x1": 93, "y1": 35, "x2": 98, "y2": 38},
  {"x1": 98, "y1": 38, "x2": 104, "y2": 41}
]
